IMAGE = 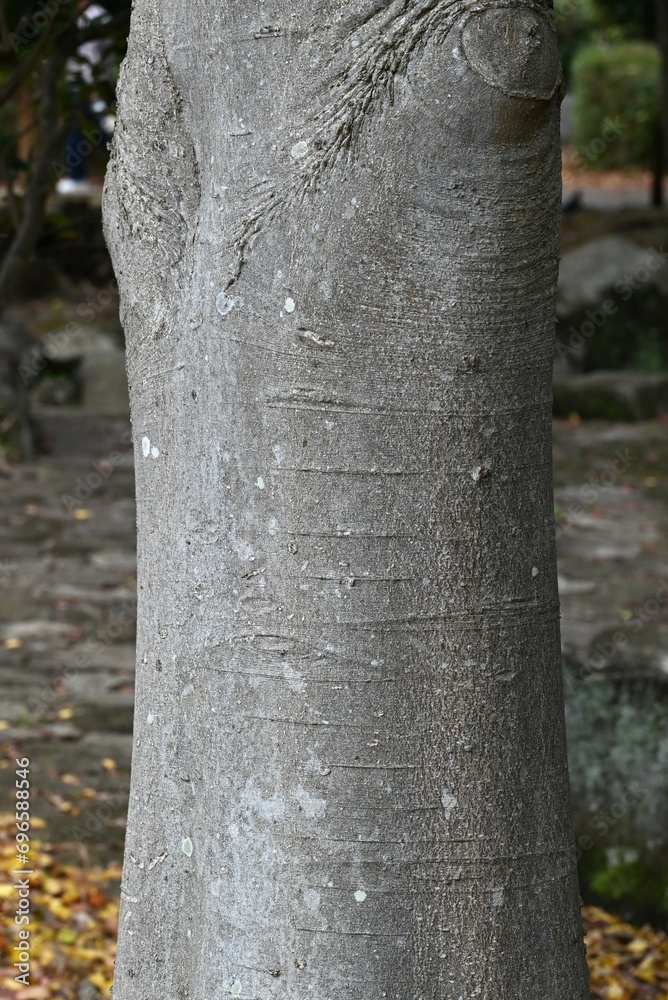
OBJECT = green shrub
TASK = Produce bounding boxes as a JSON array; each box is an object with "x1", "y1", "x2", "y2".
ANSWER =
[
  {"x1": 571, "y1": 42, "x2": 661, "y2": 172},
  {"x1": 591, "y1": 0, "x2": 655, "y2": 41}
]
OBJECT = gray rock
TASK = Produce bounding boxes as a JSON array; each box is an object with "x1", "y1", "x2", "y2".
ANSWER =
[
  {"x1": 557, "y1": 236, "x2": 668, "y2": 319},
  {"x1": 553, "y1": 370, "x2": 668, "y2": 421},
  {"x1": 42, "y1": 326, "x2": 118, "y2": 363}
]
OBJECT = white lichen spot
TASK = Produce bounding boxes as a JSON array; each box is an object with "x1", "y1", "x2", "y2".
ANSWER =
[
  {"x1": 284, "y1": 297, "x2": 296, "y2": 313},
  {"x1": 531, "y1": 566, "x2": 539, "y2": 578},
  {"x1": 256, "y1": 476, "x2": 265, "y2": 490},
  {"x1": 354, "y1": 889, "x2": 367, "y2": 903},
  {"x1": 283, "y1": 664, "x2": 306, "y2": 694},
  {"x1": 291, "y1": 140, "x2": 308, "y2": 159},
  {"x1": 228, "y1": 823, "x2": 239, "y2": 839},
  {"x1": 141, "y1": 436, "x2": 151, "y2": 458},
  {"x1": 216, "y1": 291, "x2": 243, "y2": 317},
  {"x1": 441, "y1": 788, "x2": 458, "y2": 820},
  {"x1": 303, "y1": 888, "x2": 321, "y2": 911},
  {"x1": 272, "y1": 443, "x2": 285, "y2": 465},
  {"x1": 492, "y1": 886, "x2": 504, "y2": 907},
  {"x1": 151, "y1": 446, "x2": 160, "y2": 459},
  {"x1": 146, "y1": 712, "x2": 154, "y2": 724},
  {"x1": 295, "y1": 785, "x2": 327, "y2": 818},
  {"x1": 230, "y1": 981, "x2": 242, "y2": 997},
  {"x1": 181, "y1": 837, "x2": 193, "y2": 857},
  {"x1": 227, "y1": 524, "x2": 254, "y2": 562}
]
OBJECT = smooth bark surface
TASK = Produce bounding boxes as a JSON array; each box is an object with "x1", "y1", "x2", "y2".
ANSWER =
[{"x1": 103, "y1": 1, "x2": 590, "y2": 996}]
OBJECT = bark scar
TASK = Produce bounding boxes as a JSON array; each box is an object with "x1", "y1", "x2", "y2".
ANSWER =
[{"x1": 225, "y1": 0, "x2": 556, "y2": 289}]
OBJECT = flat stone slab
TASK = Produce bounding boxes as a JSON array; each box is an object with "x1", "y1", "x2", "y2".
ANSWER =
[{"x1": 554, "y1": 370, "x2": 668, "y2": 421}]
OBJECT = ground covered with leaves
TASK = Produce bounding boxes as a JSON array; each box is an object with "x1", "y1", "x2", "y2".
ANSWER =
[
  {"x1": 0, "y1": 818, "x2": 667, "y2": 998},
  {"x1": 0, "y1": 815, "x2": 119, "y2": 999}
]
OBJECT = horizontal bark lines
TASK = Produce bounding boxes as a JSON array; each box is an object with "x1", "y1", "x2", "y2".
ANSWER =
[{"x1": 103, "y1": 1, "x2": 589, "y2": 997}]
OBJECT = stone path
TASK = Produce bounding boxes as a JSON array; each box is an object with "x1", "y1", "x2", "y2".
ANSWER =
[{"x1": 0, "y1": 409, "x2": 134, "y2": 863}]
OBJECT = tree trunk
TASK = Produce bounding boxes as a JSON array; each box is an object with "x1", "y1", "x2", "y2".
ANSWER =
[
  {"x1": 103, "y1": 1, "x2": 590, "y2": 997},
  {"x1": 0, "y1": 49, "x2": 68, "y2": 307},
  {"x1": 656, "y1": 0, "x2": 668, "y2": 176}
]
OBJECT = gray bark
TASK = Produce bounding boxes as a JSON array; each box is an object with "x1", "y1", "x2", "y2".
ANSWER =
[{"x1": 103, "y1": 1, "x2": 590, "y2": 997}]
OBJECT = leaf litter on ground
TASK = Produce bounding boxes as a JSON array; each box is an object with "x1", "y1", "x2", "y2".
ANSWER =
[{"x1": 0, "y1": 814, "x2": 667, "y2": 997}]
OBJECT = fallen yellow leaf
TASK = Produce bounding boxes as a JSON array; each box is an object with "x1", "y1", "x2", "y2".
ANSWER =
[
  {"x1": 627, "y1": 937, "x2": 650, "y2": 954},
  {"x1": 636, "y1": 952, "x2": 657, "y2": 983},
  {"x1": 43, "y1": 876, "x2": 63, "y2": 895},
  {"x1": 56, "y1": 927, "x2": 77, "y2": 943},
  {"x1": 3, "y1": 637, "x2": 22, "y2": 649}
]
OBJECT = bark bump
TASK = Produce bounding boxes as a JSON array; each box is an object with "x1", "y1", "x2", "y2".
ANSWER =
[{"x1": 461, "y1": 7, "x2": 561, "y2": 100}]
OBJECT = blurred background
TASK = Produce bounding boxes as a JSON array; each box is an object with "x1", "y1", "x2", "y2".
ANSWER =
[{"x1": 1, "y1": 1, "x2": 668, "y2": 996}]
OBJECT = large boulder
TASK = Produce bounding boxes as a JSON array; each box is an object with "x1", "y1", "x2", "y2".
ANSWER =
[
  {"x1": 557, "y1": 236, "x2": 668, "y2": 320},
  {"x1": 554, "y1": 237, "x2": 668, "y2": 418}
]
